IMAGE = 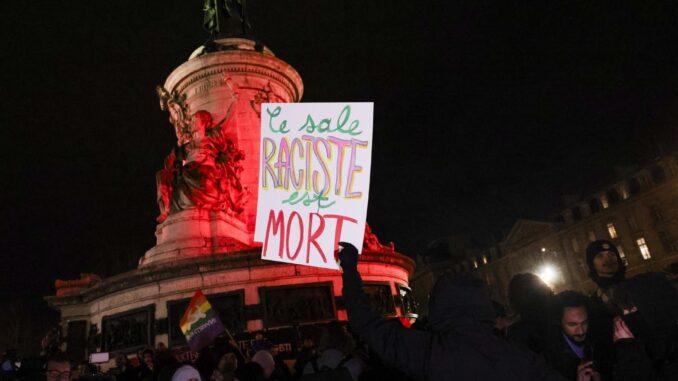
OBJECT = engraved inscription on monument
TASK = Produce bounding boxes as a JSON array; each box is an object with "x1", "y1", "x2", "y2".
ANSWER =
[
  {"x1": 101, "y1": 306, "x2": 154, "y2": 352},
  {"x1": 261, "y1": 284, "x2": 336, "y2": 328},
  {"x1": 363, "y1": 283, "x2": 396, "y2": 316}
]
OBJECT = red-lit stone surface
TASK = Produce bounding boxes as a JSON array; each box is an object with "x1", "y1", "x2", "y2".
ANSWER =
[{"x1": 47, "y1": 39, "x2": 416, "y2": 352}]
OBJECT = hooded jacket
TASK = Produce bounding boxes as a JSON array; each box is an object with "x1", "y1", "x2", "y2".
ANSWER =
[{"x1": 340, "y1": 250, "x2": 567, "y2": 381}]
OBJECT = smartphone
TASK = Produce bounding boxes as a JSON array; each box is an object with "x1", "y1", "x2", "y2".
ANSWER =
[{"x1": 582, "y1": 346, "x2": 597, "y2": 371}]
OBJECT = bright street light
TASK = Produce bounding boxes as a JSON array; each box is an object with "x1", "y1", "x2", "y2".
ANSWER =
[{"x1": 536, "y1": 264, "x2": 559, "y2": 286}]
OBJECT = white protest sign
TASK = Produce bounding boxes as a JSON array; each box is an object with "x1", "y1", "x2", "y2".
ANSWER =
[{"x1": 254, "y1": 103, "x2": 373, "y2": 269}]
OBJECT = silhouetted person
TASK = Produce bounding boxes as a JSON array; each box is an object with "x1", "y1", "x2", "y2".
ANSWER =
[
  {"x1": 506, "y1": 273, "x2": 554, "y2": 353},
  {"x1": 235, "y1": 362, "x2": 265, "y2": 381},
  {"x1": 586, "y1": 240, "x2": 627, "y2": 380},
  {"x1": 109, "y1": 354, "x2": 137, "y2": 381},
  {"x1": 293, "y1": 338, "x2": 316, "y2": 380},
  {"x1": 302, "y1": 321, "x2": 365, "y2": 381},
  {"x1": 337, "y1": 242, "x2": 567, "y2": 381},
  {"x1": 139, "y1": 348, "x2": 156, "y2": 381},
  {"x1": 211, "y1": 353, "x2": 238, "y2": 381},
  {"x1": 610, "y1": 272, "x2": 678, "y2": 381}
]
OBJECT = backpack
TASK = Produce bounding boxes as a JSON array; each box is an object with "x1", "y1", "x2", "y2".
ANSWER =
[{"x1": 300, "y1": 356, "x2": 354, "y2": 381}]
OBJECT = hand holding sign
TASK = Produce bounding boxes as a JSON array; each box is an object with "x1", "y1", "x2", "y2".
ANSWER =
[
  {"x1": 254, "y1": 103, "x2": 373, "y2": 269},
  {"x1": 337, "y1": 242, "x2": 359, "y2": 272}
]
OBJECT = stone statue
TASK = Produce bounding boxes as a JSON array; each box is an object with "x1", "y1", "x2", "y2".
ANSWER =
[
  {"x1": 363, "y1": 223, "x2": 396, "y2": 253},
  {"x1": 155, "y1": 107, "x2": 249, "y2": 223},
  {"x1": 203, "y1": 0, "x2": 252, "y2": 39},
  {"x1": 156, "y1": 86, "x2": 191, "y2": 146},
  {"x1": 171, "y1": 110, "x2": 221, "y2": 211},
  {"x1": 155, "y1": 147, "x2": 180, "y2": 222}
]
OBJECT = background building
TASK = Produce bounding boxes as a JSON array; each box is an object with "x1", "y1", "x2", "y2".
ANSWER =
[{"x1": 413, "y1": 153, "x2": 678, "y2": 307}]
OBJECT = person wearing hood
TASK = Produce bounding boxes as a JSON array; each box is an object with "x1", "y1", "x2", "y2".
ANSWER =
[
  {"x1": 610, "y1": 272, "x2": 678, "y2": 381},
  {"x1": 337, "y1": 242, "x2": 567, "y2": 381},
  {"x1": 505, "y1": 273, "x2": 554, "y2": 353}
]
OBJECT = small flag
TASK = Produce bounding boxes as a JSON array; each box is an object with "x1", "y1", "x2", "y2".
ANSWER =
[{"x1": 180, "y1": 289, "x2": 225, "y2": 352}]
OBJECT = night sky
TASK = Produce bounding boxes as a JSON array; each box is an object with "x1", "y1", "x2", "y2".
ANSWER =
[{"x1": 3, "y1": 1, "x2": 678, "y2": 300}]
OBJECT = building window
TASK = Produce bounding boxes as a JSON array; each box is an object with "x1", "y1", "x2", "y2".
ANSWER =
[
  {"x1": 659, "y1": 231, "x2": 675, "y2": 252},
  {"x1": 607, "y1": 222, "x2": 618, "y2": 239},
  {"x1": 600, "y1": 194, "x2": 610, "y2": 209},
  {"x1": 636, "y1": 237, "x2": 652, "y2": 260},
  {"x1": 617, "y1": 246, "x2": 629, "y2": 266},
  {"x1": 619, "y1": 185, "x2": 630, "y2": 200},
  {"x1": 572, "y1": 237, "x2": 580, "y2": 252},
  {"x1": 607, "y1": 189, "x2": 620, "y2": 205}
]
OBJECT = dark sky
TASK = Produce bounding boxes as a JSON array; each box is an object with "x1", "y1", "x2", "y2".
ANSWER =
[{"x1": 3, "y1": 1, "x2": 678, "y2": 299}]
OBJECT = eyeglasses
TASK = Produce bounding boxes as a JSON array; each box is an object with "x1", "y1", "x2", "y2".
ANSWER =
[{"x1": 46, "y1": 369, "x2": 71, "y2": 380}]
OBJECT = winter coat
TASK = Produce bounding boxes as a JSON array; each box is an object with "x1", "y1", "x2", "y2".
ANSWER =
[
  {"x1": 542, "y1": 333, "x2": 602, "y2": 380},
  {"x1": 341, "y1": 268, "x2": 568, "y2": 381},
  {"x1": 611, "y1": 273, "x2": 678, "y2": 381}
]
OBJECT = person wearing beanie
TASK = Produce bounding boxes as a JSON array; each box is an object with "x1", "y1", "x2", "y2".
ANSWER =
[
  {"x1": 585, "y1": 240, "x2": 627, "y2": 381},
  {"x1": 586, "y1": 240, "x2": 627, "y2": 304},
  {"x1": 337, "y1": 242, "x2": 568, "y2": 381}
]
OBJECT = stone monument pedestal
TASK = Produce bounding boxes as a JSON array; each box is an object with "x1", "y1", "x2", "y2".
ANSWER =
[
  {"x1": 46, "y1": 35, "x2": 418, "y2": 362},
  {"x1": 140, "y1": 209, "x2": 253, "y2": 266}
]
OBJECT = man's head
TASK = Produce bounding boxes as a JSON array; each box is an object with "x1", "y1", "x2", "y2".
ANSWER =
[
  {"x1": 218, "y1": 352, "x2": 238, "y2": 373},
  {"x1": 427, "y1": 273, "x2": 496, "y2": 332},
  {"x1": 171, "y1": 364, "x2": 202, "y2": 381},
  {"x1": 114, "y1": 354, "x2": 126, "y2": 368},
  {"x1": 555, "y1": 291, "x2": 590, "y2": 343},
  {"x1": 586, "y1": 240, "x2": 625, "y2": 286},
  {"x1": 507, "y1": 273, "x2": 553, "y2": 321},
  {"x1": 142, "y1": 348, "x2": 154, "y2": 369},
  {"x1": 46, "y1": 352, "x2": 70, "y2": 381}
]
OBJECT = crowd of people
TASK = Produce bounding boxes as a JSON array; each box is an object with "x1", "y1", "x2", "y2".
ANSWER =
[
  {"x1": 337, "y1": 239, "x2": 678, "y2": 381},
  {"x1": 2, "y1": 239, "x2": 677, "y2": 381}
]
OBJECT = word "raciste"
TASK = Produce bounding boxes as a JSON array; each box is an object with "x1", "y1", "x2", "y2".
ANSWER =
[{"x1": 261, "y1": 135, "x2": 368, "y2": 198}]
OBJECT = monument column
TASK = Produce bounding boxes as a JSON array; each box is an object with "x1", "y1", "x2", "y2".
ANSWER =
[{"x1": 141, "y1": 38, "x2": 303, "y2": 266}]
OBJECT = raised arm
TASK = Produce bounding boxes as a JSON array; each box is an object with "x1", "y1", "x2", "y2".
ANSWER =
[{"x1": 338, "y1": 242, "x2": 432, "y2": 379}]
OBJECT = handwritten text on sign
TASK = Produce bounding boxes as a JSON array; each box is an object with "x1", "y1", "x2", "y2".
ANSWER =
[{"x1": 254, "y1": 103, "x2": 373, "y2": 269}]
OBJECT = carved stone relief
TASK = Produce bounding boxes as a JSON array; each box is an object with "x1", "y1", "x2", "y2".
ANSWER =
[
  {"x1": 261, "y1": 284, "x2": 335, "y2": 327},
  {"x1": 362, "y1": 283, "x2": 396, "y2": 316},
  {"x1": 155, "y1": 84, "x2": 248, "y2": 222},
  {"x1": 101, "y1": 306, "x2": 154, "y2": 352}
]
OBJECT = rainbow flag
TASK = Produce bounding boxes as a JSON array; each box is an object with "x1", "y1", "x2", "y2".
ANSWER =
[{"x1": 180, "y1": 289, "x2": 225, "y2": 352}]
